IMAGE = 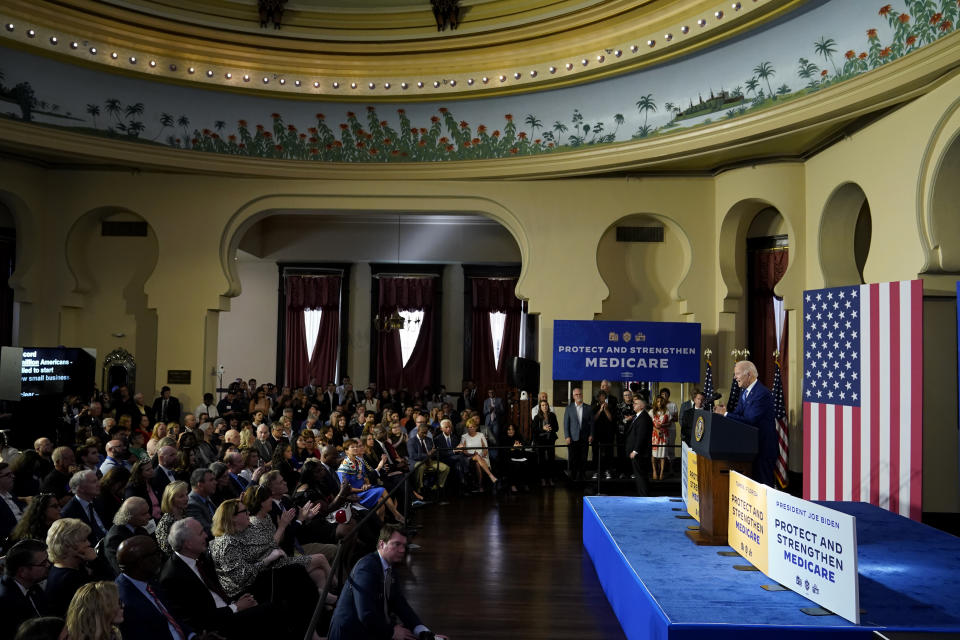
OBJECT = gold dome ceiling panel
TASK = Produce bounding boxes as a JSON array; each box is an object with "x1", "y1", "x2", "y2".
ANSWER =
[{"x1": 3, "y1": 0, "x2": 801, "y2": 99}]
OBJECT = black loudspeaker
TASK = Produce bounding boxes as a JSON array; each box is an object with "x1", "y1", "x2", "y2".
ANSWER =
[{"x1": 507, "y1": 357, "x2": 540, "y2": 393}]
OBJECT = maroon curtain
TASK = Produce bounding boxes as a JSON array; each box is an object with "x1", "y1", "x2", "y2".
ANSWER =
[
  {"x1": 376, "y1": 277, "x2": 436, "y2": 391},
  {"x1": 748, "y1": 249, "x2": 789, "y2": 395},
  {"x1": 284, "y1": 275, "x2": 341, "y2": 388},
  {"x1": 470, "y1": 278, "x2": 521, "y2": 391}
]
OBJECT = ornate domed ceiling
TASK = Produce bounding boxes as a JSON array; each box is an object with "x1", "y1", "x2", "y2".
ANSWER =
[
  {"x1": 3, "y1": 0, "x2": 803, "y2": 99},
  {"x1": 0, "y1": 0, "x2": 958, "y2": 173}
]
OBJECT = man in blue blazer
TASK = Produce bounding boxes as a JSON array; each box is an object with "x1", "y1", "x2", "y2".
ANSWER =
[
  {"x1": 328, "y1": 524, "x2": 436, "y2": 640},
  {"x1": 563, "y1": 388, "x2": 594, "y2": 481},
  {"x1": 716, "y1": 360, "x2": 777, "y2": 486}
]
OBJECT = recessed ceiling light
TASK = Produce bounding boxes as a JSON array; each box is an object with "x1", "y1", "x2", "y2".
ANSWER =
[
  {"x1": 4, "y1": 24, "x2": 14, "y2": 32},
  {"x1": 188, "y1": 67, "x2": 195, "y2": 74},
  {"x1": 49, "y1": 36, "x2": 58, "y2": 45},
  {"x1": 664, "y1": 33, "x2": 673, "y2": 41},
  {"x1": 529, "y1": 70, "x2": 537, "y2": 77},
  {"x1": 262, "y1": 76, "x2": 269, "y2": 83},
  {"x1": 350, "y1": 82, "x2": 357, "y2": 88},
  {"x1": 549, "y1": 66, "x2": 557, "y2": 73},
  {"x1": 369, "y1": 82, "x2": 375, "y2": 89},
  {"x1": 313, "y1": 81, "x2": 320, "y2": 87},
  {"x1": 70, "y1": 41, "x2": 79, "y2": 49},
  {"x1": 467, "y1": 78, "x2": 474, "y2": 85},
  {"x1": 565, "y1": 63, "x2": 573, "y2": 70},
  {"x1": 481, "y1": 77, "x2": 489, "y2": 83},
  {"x1": 294, "y1": 80, "x2": 301, "y2": 86},
  {"x1": 698, "y1": 18, "x2": 707, "y2": 26},
  {"x1": 243, "y1": 75, "x2": 250, "y2": 82},
  {"x1": 110, "y1": 52, "x2": 118, "y2": 59},
  {"x1": 597, "y1": 55, "x2": 605, "y2": 62},
  {"x1": 206, "y1": 70, "x2": 214, "y2": 77},
  {"x1": 732, "y1": 2, "x2": 741, "y2": 9},
  {"x1": 581, "y1": 59, "x2": 588, "y2": 66},
  {"x1": 433, "y1": 80, "x2": 440, "y2": 87},
  {"x1": 715, "y1": 10, "x2": 724, "y2": 18},
  {"x1": 332, "y1": 81, "x2": 339, "y2": 88},
  {"x1": 647, "y1": 40, "x2": 655, "y2": 47},
  {"x1": 384, "y1": 82, "x2": 390, "y2": 89},
  {"x1": 279, "y1": 78, "x2": 285, "y2": 85},
  {"x1": 417, "y1": 81, "x2": 424, "y2": 88},
  {"x1": 401, "y1": 82, "x2": 409, "y2": 89},
  {"x1": 681, "y1": 25, "x2": 690, "y2": 34},
  {"x1": 89, "y1": 47, "x2": 97, "y2": 54},
  {"x1": 26, "y1": 29, "x2": 35, "y2": 38},
  {"x1": 225, "y1": 72, "x2": 232, "y2": 79},
  {"x1": 129, "y1": 56, "x2": 137, "y2": 64},
  {"x1": 630, "y1": 45, "x2": 638, "y2": 52},
  {"x1": 449, "y1": 79, "x2": 456, "y2": 86},
  {"x1": 149, "y1": 60, "x2": 157, "y2": 67},
  {"x1": 614, "y1": 50, "x2": 622, "y2": 57},
  {"x1": 499, "y1": 75, "x2": 506, "y2": 82}
]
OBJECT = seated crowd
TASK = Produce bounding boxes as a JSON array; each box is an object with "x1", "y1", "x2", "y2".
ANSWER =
[{"x1": 0, "y1": 376, "x2": 588, "y2": 639}]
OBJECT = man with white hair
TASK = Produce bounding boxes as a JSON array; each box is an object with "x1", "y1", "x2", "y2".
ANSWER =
[
  {"x1": 159, "y1": 517, "x2": 275, "y2": 638},
  {"x1": 254, "y1": 423, "x2": 273, "y2": 461},
  {"x1": 714, "y1": 360, "x2": 777, "y2": 487},
  {"x1": 104, "y1": 496, "x2": 151, "y2": 575},
  {"x1": 61, "y1": 469, "x2": 109, "y2": 544}
]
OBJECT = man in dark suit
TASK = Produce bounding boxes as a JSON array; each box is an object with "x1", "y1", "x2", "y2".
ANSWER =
[
  {"x1": 152, "y1": 386, "x2": 182, "y2": 424},
  {"x1": 0, "y1": 463, "x2": 26, "y2": 541},
  {"x1": 185, "y1": 468, "x2": 218, "y2": 537},
  {"x1": 61, "y1": 469, "x2": 110, "y2": 545},
  {"x1": 625, "y1": 396, "x2": 654, "y2": 497},
  {"x1": 160, "y1": 517, "x2": 276, "y2": 639},
  {"x1": 0, "y1": 539, "x2": 50, "y2": 640},
  {"x1": 408, "y1": 421, "x2": 449, "y2": 495},
  {"x1": 716, "y1": 360, "x2": 777, "y2": 486},
  {"x1": 104, "y1": 497, "x2": 151, "y2": 576},
  {"x1": 152, "y1": 445, "x2": 179, "y2": 497},
  {"x1": 563, "y1": 387, "x2": 594, "y2": 481},
  {"x1": 116, "y1": 535, "x2": 196, "y2": 640},
  {"x1": 328, "y1": 524, "x2": 437, "y2": 640}
]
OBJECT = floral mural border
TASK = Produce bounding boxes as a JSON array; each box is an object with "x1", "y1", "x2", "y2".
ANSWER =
[{"x1": 0, "y1": 1, "x2": 957, "y2": 163}]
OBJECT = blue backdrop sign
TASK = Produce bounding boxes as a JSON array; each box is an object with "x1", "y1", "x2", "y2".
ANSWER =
[{"x1": 553, "y1": 320, "x2": 701, "y2": 382}]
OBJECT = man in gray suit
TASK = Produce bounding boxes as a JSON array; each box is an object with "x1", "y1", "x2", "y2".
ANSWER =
[
  {"x1": 563, "y1": 388, "x2": 593, "y2": 481},
  {"x1": 184, "y1": 468, "x2": 217, "y2": 537}
]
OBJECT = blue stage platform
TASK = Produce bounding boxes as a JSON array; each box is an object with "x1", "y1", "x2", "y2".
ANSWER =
[{"x1": 583, "y1": 497, "x2": 960, "y2": 640}]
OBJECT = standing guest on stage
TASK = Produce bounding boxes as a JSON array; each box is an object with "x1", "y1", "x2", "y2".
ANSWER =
[
  {"x1": 563, "y1": 388, "x2": 593, "y2": 482},
  {"x1": 591, "y1": 390, "x2": 615, "y2": 480},
  {"x1": 650, "y1": 396, "x2": 671, "y2": 481},
  {"x1": 679, "y1": 389, "x2": 705, "y2": 445},
  {"x1": 626, "y1": 395, "x2": 654, "y2": 497},
  {"x1": 328, "y1": 524, "x2": 440, "y2": 640},
  {"x1": 714, "y1": 360, "x2": 776, "y2": 486}
]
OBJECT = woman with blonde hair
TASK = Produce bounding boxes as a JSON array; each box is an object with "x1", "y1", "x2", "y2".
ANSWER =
[
  {"x1": 154, "y1": 480, "x2": 188, "y2": 555},
  {"x1": 45, "y1": 518, "x2": 97, "y2": 618},
  {"x1": 458, "y1": 415, "x2": 498, "y2": 491},
  {"x1": 64, "y1": 581, "x2": 123, "y2": 640}
]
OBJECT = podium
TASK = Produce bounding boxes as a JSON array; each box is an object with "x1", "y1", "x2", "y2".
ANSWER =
[{"x1": 685, "y1": 410, "x2": 758, "y2": 546}]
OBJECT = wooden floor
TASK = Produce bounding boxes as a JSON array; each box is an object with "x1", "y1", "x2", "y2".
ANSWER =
[{"x1": 396, "y1": 485, "x2": 629, "y2": 640}]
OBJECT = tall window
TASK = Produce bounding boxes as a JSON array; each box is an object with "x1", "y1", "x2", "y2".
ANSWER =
[
  {"x1": 398, "y1": 309, "x2": 424, "y2": 366},
  {"x1": 304, "y1": 308, "x2": 322, "y2": 358},
  {"x1": 773, "y1": 296, "x2": 785, "y2": 350},
  {"x1": 489, "y1": 311, "x2": 507, "y2": 369}
]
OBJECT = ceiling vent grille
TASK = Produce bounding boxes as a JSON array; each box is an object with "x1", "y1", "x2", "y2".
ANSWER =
[
  {"x1": 101, "y1": 221, "x2": 148, "y2": 237},
  {"x1": 616, "y1": 225, "x2": 664, "y2": 242}
]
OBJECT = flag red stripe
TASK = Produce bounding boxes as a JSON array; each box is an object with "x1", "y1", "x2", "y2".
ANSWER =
[
  {"x1": 889, "y1": 283, "x2": 901, "y2": 515},
  {"x1": 851, "y1": 406, "x2": 861, "y2": 502},
  {"x1": 869, "y1": 283, "x2": 881, "y2": 507},
  {"x1": 819, "y1": 402, "x2": 828, "y2": 500},
  {"x1": 910, "y1": 280, "x2": 923, "y2": 520},
  {"x1": 803, "y1": 401, "x2": 811, "y2": 500},
  {"x1": 834, "y1": 403, "x2": 843, "y2": 500}
]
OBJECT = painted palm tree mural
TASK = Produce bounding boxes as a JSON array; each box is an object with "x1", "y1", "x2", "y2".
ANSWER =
[{"x1": 0, "y1": 0, "x2": 955, "y2": 162}]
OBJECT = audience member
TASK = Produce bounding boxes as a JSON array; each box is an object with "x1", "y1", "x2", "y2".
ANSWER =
[
  {"x1": 0, "y1": 539, "x2": 51, "y2": 639},
  {"x1": 44, "y1": 518, "x2": 96, "y2": 618},
  {"x1": 39, "y1": 447, "x2": 74, "y2": 500},
  {"x1": 0, "y1": 462, "x2": 26, "y2": 541},
  {"x1": 458, "y1": 416, "x2": 498, "y2": 492},
  {"x1": 185, "y1": 468, "x2": 218, "y2": 537},
  {"x1": 63, "y1": 581, "x2": 122, "y2": 640},
  {"x1": 104, "y1": 497, "x2": 151, "y2": 576},
  {"x1": 61, "y1": 470, "x2": 109, "y2": 545},
  {"x1": 8, "y1": 493, "x2": 61, "y2": 552},
  {"x1": 114, "y1": 535, "x2": 194, "y2": 640},
  {"x1": 124, "y1": 459, "x2": 161, "y2": 522},
  {"x1": 154, "y1": 480, "x2": 189, "y2": 556}
]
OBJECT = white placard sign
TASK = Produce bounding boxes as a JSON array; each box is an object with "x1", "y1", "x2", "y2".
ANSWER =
[{"x1": 767, "y1": 490, "x2": 860, "y2": 624}]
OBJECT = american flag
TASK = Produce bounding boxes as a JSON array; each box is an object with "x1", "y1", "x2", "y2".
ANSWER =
[
  {"x1": 772, "y1": 356, "x2": 789, "y2": 489},
  {"x1": 703, "y1": 355, "x2": 714, "y2": 410},
  {"x1": 802, "y1": 280, "x2": 923, "y2": 520}
]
